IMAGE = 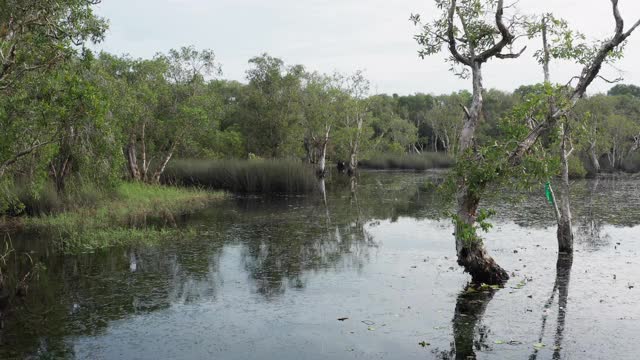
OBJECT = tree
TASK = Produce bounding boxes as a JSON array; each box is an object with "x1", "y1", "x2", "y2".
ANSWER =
[
  {"x1": 425, "y1": 91, "x2": 471, "y2": 154},
  {"x1": 242, "y1": 54, "x2": 305, "y2": 158},
  {"x1": 0, "y1": 0, "x2": 106, "y2": 90},
  {"x1": 103, "y1": 46, "x2": 222, "y2": 183},
  {"x1": 413, "y1": 0, "x2": 640, "y2": 283},
  {"x1": 151, "y1": 46, "x2": 222, "y2": 183},
  {"x1": 300, "y1": 72, "x2": 342, "y2": 177},
  {"x1": 335, "y1": 71, "x2": 371, "y2": 176},
  {"x1": 608, "y1": 83, "x2": 640, "y2": 97},
  {"x1": 516, "y1": 1, "x2": 640, "y2": 254},
  {"x1": 412, "y1": 0, "x2": 526, "y2": 284},
  {"x1": 0, "y1": 0, "x2": 107, "y2": 179}
]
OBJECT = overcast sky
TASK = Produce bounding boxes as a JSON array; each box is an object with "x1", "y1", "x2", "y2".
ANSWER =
[{"x1": 94, "y1": 0, "x2": 640, "y2": 95}]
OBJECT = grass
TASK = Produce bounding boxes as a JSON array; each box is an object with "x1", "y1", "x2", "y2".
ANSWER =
[
  {"x1": 359, "y1": 152, "x2": 454, "y2": 171},
  {"x1": 18, "y1": 183, "x2": 223, "y2": 253},
  {"x1": 164, "y1": 159, "x2": 319, "y2": 193}
]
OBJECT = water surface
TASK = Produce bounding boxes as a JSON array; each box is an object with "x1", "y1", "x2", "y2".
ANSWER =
[{"x1": 1, "y1": 172, "x2": 639, "y2": 359}]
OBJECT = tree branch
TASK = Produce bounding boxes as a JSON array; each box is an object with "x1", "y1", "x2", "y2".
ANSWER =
[
  {"x1": 476, "y1": 0, "x2": 516, "y2": 62},
  {"x1": 495, "y1": 46, "x2": 527, "y2": 59},
  {"x1": 509, "y1": 0, "x2": 640, "y2": 166},
  {"x1": 447, "y1": 0, "x2": 472, "y2": 66}
]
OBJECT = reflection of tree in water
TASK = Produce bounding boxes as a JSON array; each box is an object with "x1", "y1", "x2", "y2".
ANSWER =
[
  {"x1": 241, "y1": 172, "x2": 449, "y2": 299},
  {"x1": 576, "y1": 178, "x2": 610, "y2": 248},
  {"x1": 433, "y1": 254, "x2": 573, "y2": 360},
  {"x1": 529, "y1": 254, "x2": 572, "y2": 360},
  {"x1": 0, "y1": 233, "x2": 225, "y2": 358},
  {"x1": 432, "y1": 286, "x2": 496, "y2": 360},
  {"x1": 240, "y1": 177, "x2": 378, "y2": 299}
]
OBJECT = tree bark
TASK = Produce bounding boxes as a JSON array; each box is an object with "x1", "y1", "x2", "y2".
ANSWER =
[
  {"x1": 141, "y1": 121, "x2": 149, "y2": 181},
  {"x1": 151, "y1": 146, "x2": 175, "y2": 184},
  {"x1": 557, "y1": 124, "x2": 574, "y2": 254},
  {"x1": 348, "y1": 115, "x2": 363, "y2": 176},
  {"x1": 126, "y1": 139, "x2": 141, "y2": 181},
  {"x1": 589, "y1": 142, "x2": 600, "y2": 173},
  {"x1": 316, "y1": 126, "x2": 330, "y2": 178},
  {"x1": 455, "y1": 63, "x2": 509, "y2": 285}
]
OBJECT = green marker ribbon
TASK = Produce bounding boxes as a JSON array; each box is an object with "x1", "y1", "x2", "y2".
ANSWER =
[{"x1": 544, "y1": 182, "x2": 554, "y2": 205}]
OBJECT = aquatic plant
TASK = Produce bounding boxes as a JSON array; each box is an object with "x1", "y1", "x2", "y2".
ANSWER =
[{"x1": 164, "y1": 159, "x2": 318, "y2": 194}]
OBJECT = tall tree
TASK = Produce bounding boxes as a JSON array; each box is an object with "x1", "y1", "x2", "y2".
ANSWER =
[
  {"x1": 300, "y1": 72, "x2": 342, "y2": 177},
  {"x1": 0, "y1": 0, "x2": 107, "y2": 179},
  {"x1": 337, "y1": 71, "x2": 371, "y2": 176},
  {"x1": 413, "y1": 0, "x2": 640, "y2": 283},
  {"x1": 412, "y1": 0, "x2": 526, "y2": 283},
  {"x1": 242, "y1": 54, "x2": 304, "y2": 158}
]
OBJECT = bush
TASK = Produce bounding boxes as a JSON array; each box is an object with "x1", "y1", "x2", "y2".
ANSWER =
[
  {"x1": 359, "y1": 152, "x2": 454, "y2": 171},
  {"x1": 2, "y1": 179, "x2": 115, "y2": 217},
  {"x1": 164, "y1": 159, "x2": 318, "y2": 193},
  {"x1": 621, "y1": 152, "x2": 640, "y2": 173},
  {"x1": 568, "y1": 156, "x2": 588, "y2": 179}
]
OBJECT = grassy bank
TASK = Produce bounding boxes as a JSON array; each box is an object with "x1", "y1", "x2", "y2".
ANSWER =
[
  {"x1": 359, "y1": 153, "x2": 454, "y2": 171},
  {"x1": 164, "y1": 159, "x2": 318, "y2": 193},
  {"x1": 12, "y1": 183, "x2": 223, "y2": 253}
]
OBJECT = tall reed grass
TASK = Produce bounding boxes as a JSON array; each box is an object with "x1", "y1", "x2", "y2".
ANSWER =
[
  {"x1": 359, "y1": 153, "x2": 454, "y2": 171},
  {"x1": 164, "y1": 159, "x2": 319, "y2": 193}
]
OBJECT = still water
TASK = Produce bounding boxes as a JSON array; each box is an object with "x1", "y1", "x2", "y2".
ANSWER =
[{"x1": 1, "y1": 172, "x2": 639, "y2": 359}]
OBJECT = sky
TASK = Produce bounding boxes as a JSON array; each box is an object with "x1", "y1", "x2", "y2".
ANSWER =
[{"x1": 93, "y1": 0, "x2": 640, "y2": 95}]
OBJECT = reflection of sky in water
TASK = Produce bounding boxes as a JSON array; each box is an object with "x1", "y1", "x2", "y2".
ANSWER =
[{"x1": 2, "y1": 172, "x2": 639, "y2": 359}]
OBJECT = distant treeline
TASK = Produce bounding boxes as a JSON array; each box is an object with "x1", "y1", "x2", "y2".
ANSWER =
[{"x1": 2, "y1": 0, "x2": 640, "y2": 212}]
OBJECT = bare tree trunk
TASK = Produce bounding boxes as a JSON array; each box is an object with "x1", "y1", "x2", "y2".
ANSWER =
[
  {"x1": 141, "y1": 121, "x2": 149, "y2": 181},
  {"x1": 455, "y1": 63, "x2": 509, "y2": 284},
  {"x1": 126, "y1": 139, "x2": 141, "y2": 181},
  {"x1": 557, "y1": 124, "x2": 574, "y2": 254},
  {"x1": 542, "y1": 16, "x2": 551, "y2": 84},
  {"x1": 151, "y1": 147, "x2": 175, "y2": 184},
  {"x1": 589, "y1": 141, "x2": 600, "y2": 173},
  {"x1": 348, "y1": 116, "x2": 363, "y2": 176},
  {"x1": 316, "y1": 126, "x2": 330, "y2": 178}
]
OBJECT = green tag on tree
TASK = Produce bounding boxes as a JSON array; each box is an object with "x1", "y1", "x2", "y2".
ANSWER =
[{"x1": 545, "y1": 182, "x2": 554, "y2": 205}]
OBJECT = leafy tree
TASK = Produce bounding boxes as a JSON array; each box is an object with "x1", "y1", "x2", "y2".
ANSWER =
[
  {"x1": 412, "y1": 0, "x2": 526, "y2": 284},
  {"x1": 608, "y1": 83, "x2": 640, "y2": 98},
  {"x1": 413, "y1": 0, "x2": 640, "y2": 283},
  {"x1": 0, "y1": 0, "x2": 106, "y2": 91},
  {"x1": 332, "y1": 71, "x2": 372, "y2": 175},
  {"x1": 300, "y1": 72, "x2": 343, "y2": 177},
  {"x1": 0, "y1": 0, "x2": 107, "y2": 179},
  {"x1": 241, "y1": 54, "x2": 305, "y2": 158}
]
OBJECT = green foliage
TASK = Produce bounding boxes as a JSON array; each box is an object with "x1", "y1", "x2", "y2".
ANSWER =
[
  {"x1": 22, "y1": 183, "x2": 222, "y2": 253},
  {"x1": 449, "y1": 208, "x2": 496, "y2": 247},
  {"x1": 411, "y1": 0, "x2": 525, "y2": 77},
  {"x1": 0, "y1": 0, "x2": 107, "y2": 91},
  {"x1": 567, "y1": 156, "x2": 587, "y2": 179},
  {"x1": 241, "y1": 54, "x2": 305, "y2": 158},
  {"x1": 608, "y1": 84, "x2": 640, "y2": 98}
]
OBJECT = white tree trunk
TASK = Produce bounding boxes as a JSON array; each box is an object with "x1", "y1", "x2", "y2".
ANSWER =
[{"x1": 557, "y1": 124, "x2": 574, "y2": 253}]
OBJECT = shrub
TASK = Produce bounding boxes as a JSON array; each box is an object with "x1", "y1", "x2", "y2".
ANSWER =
[
  {"x1": 621, "y1": 152, "x2": 640, "y2": 173},
  {"x1": 568, "y1": 156, "x2": 588, "y2": 179},
  {"x1": 358, "y1": 152, "x2": 454, "y2": 171},
  {"x1": 164, "y1": 159, "x2": 318, "y2": 193}
]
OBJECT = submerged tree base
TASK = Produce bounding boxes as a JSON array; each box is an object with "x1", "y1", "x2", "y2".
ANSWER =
[{"x1": 459, "y1": 247, "x2": 509, "y2": 285}]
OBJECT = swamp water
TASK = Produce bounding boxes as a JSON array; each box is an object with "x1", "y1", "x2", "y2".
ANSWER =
[{"x1": 1, "y1": 171, "x2": 639, "y2": 359}]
